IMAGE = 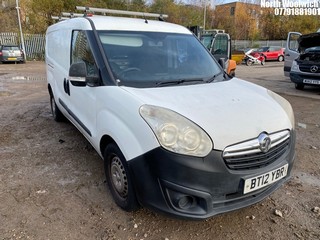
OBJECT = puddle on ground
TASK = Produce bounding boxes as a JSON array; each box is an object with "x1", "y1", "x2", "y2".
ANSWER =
[{"x1": 11, "y1": 76, "x2": 46, "y2": 81}]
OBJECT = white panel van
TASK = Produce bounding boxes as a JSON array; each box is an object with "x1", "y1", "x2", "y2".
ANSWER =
[
  {"x1": 46, "y1": 12, "x2": 295, "y2": 219},
  {"x1": 285, "y1": 31, "x2": 320, "y2": 90}
]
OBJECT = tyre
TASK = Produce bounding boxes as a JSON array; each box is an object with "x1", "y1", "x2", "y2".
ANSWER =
[
  {"x1": 246, "y1": 59, "x2": 253, "y2": 66},
  {"x1": 104, "y1": 143, "x2": 139, "y2": 211},
  {"x1": 278, "y1": 55, "x2": 284, "y2": 62},
  {"x1": 295, "y1": 83, "x2": 304, "y2": 90},
  {"x1": 50, "y1": 93, "x2": 65, "y2": 122}
]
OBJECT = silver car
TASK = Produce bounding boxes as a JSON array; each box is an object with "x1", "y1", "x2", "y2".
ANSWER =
[{"x1": 0, "y1": 45, "x2": 25, "y2": 63}]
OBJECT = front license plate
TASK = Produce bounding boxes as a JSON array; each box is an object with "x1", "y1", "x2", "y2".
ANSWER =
[
  {"x1": 8, "y1": 57, "x2": 17, "y2": 61},
  {"x1": 243, "y1": 164, "x2": 288, "y2": 194},
  {"x1": 303, "y1": 79, "x2": 320, "y2": 85}
]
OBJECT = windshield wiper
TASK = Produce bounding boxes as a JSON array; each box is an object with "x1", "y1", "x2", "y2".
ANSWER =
[
  {"x1": 205, "y1": 75, "x2": 217, "y2": 83},
  {"x1": 155, "y1": 73, "x2": 224, "y2": 87},
  {"x1": 156, "y1": 78, "x2": 204, "y2": 87}
]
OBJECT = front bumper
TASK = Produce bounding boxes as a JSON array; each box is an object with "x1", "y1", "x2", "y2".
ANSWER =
[
  {"x1": 1, "y1": 56, "x2": 24, "y2": 62},
  {"x1": 290, "y1": 72, "x2": 320, "y2": 87},
  {"x1": 128, "y1": 131, "x2": 296, "y2": 219}
]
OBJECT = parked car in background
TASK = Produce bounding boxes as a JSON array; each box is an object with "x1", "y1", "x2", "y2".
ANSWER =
[
  {"x1": 250, "y1": 46, "x2": 285, "y2": 62},
  {"x1": 0, "y1": 44, "x2": 25, "y2": 63}
]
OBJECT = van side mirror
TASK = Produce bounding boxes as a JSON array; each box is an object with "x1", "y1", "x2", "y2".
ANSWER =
[
  {"x1": 69, "y1": 62, "x2": 88, "y2": 77},
  {"x1": 69, "y1": 62, "x2": 87, "y2": 87},
  {"x1": 69, "y1": 62, "x2": 100, "y2": 87}
]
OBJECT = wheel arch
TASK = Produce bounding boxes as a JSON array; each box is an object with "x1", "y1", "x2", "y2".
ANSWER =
[
  {"x1": 100, "y1": 135, "x2": 116, "y2": 157},
  {"x1": 96, "y1": 109, "x2": 159, "y2": 162}
]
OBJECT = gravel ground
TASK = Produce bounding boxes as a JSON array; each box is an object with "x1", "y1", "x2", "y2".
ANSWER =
[{"x1": 0, "y1": 61, "x2": 319, "y2": 240}]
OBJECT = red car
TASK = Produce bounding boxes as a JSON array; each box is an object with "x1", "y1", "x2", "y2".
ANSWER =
[{"x1": 250, "y1": 46, "x2": 285, "y2": 62}]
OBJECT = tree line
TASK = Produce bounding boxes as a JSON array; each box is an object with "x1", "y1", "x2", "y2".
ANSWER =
[{"x1": 1, "y1": 0, "x2": 319, "y2": 40}]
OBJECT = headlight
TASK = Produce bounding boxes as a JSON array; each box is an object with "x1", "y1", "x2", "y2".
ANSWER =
[
  {"x1": 291, "y1": 60, "x2": 299, "y2": 72},
  {"x1": 140, "y1": 105, "x2": 213, "y2": 157}
]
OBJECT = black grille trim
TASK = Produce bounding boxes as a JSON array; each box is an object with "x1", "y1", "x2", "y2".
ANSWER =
[{"x1": 299, "y1": 64, "x2": 320, "y2": 73}]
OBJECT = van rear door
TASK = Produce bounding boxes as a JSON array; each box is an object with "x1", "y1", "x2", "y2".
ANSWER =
[{"x1": 284, "y1": 32, "x2": 301, "y2": 77}]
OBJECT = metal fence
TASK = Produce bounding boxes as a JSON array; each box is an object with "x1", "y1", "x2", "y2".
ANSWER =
[
  {"x1": 0, "y1": 32, "x2": 287, "y2": 60},
  {"x1": 232, "y1": 40, "x2": 287, "y2": 50},
  {"x1": 0, "y1": 32, "x2": 45, "y2": 60}
]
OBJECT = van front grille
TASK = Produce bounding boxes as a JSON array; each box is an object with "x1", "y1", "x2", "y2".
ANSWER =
[
  {"x1": 299, "y1": 64, "x2": 320, "y2": 73},
  {"x1": 223, "y1": 130, "x2": 290, "y2": 170}
]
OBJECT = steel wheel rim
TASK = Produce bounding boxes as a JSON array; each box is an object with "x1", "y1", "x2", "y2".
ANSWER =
[{"x1": 110, "y1": 156, "x2": 128, "y2": 199}]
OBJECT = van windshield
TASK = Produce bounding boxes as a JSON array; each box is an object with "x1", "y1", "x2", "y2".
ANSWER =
[{"x1": 98, "y1": 31, "x2": 222, "y2": 87}]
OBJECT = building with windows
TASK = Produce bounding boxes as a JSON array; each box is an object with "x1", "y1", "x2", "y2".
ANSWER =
[{"x1": 214, "y1": 1, "x2": 261, "y2": 40}]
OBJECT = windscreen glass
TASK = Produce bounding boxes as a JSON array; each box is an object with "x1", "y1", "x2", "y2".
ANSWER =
[
  {"x1": 3, "y1": 46, "x2": 20, "y2": 51},
  {"x1": 98, "y1": 31, "x2": 222, "y2": 87}
]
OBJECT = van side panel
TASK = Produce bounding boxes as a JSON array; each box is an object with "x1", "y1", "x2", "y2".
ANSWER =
[
  {"x1": 46, "y1": 28, "x2": 72, "y2": 118},
  {"x1": 46, "y1": 19, "x2": 93, "y2": 118},
  {"x1": 46, "y1": 29, "x2": 71, "y2": 68}
]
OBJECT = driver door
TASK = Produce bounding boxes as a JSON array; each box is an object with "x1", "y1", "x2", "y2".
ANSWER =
[
  {"x1": 66, "y1": 30, "x2": 99, "y2": 139},
  {"x1": 284, "y1": 32, "x2": 301, "y2": 77}
]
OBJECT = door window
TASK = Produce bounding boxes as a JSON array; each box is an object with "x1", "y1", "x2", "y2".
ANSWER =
[
  {"x1": 71, "y1": 31, "x2": 98, "y2": 77},
  {"x1": 213, "y1": 34, "x2": 228, "y2": 55},
  {"x1": 288, "y1": 34, "x2": 300, "y2": 52}
]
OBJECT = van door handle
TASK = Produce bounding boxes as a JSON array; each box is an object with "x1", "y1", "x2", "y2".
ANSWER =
[{"x1": 63, "y1": 78, "x2": 70, "y2": 96}]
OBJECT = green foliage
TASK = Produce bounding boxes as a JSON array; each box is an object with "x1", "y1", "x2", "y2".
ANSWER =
[
  {"x1": 2, "y1": 0, "x2": 320, "y2": 39},
  {"x1": 150, "y1": 0, "x2": 178, "y2": 23}
]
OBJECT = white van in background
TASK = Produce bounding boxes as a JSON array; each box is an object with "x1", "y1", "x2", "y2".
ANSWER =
[
  {"x1": 284, "y1": 30, "x2": 320, "y2": 90},
  {"x1": 46, "y1": 8, "x2": 296, "y2": 219}
]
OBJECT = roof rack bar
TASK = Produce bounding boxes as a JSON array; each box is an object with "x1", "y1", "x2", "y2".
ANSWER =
[
  {"x1": 62, "y1": 12, "x2": 84, "y2": 17},
  {"x1": 51, "y1": 16, "x2": 70, "y2": 21},
  {"x1": 76, "y1": 6, "x2": 168, "y2": 18}
]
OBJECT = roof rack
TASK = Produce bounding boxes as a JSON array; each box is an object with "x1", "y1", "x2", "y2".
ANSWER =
[
  {"x1": 52, "y1": 12, "x2": 85, "y2": 21},
  {"x1": 62, "y1": 12, "x2": 84, "y2": 18},
  {"x1": 76, "y1": 6, "x2": 168, "y2": 19},
  {"x1": 51, "y1": 16, "x2": 70, "y2": 21},
  {"x1": 51, "y1": 7, "x2": 168, "y2": 22}
]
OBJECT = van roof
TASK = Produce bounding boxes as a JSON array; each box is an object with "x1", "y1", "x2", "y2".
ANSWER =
[{"x1": 49, "y1": 15, "x2": 192, "y2": 35}]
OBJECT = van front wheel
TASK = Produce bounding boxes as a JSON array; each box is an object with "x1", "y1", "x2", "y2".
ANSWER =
[
  {"x1": 50, "y1": 94, "x2": 65, "y2": 122},
  {"x1": 104, "y1": 143, "x2": 139, "y2": 211}
]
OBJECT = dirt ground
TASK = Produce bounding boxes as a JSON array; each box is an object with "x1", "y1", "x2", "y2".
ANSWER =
[{"x1": 0, "y1": 61, "x2": 319, "y2": 240}]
